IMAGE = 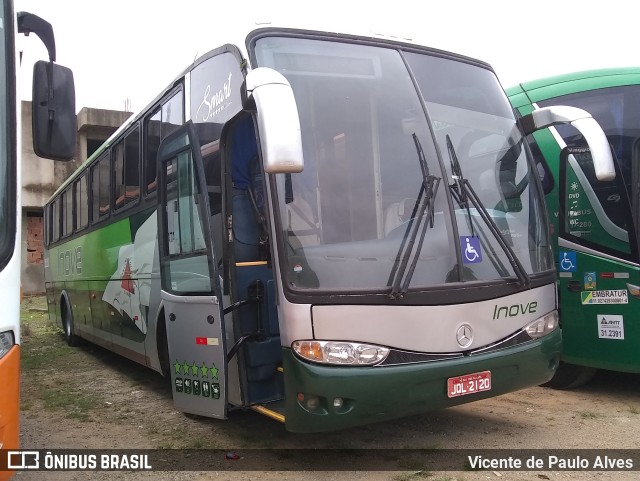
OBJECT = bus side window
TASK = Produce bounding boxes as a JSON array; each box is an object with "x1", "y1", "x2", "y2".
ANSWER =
[
  {"x1": 113, "y1": 140, "x2": 125, "y2": 208},
  {"x1": 126, "y1": 129, "x2": 141, "y2": 205},
  {"x1": 75, "y1": 174, "x2": 89, "y2": 231},
  {"x1": 114, "y1": 126, "x2": 141, "y2": 209},
  {"x1": 61, "y1": 188, "x2": 73, "y2": 237},
  {"x1": 51, "y1": 198, "x2": 60, "y2": 243},
  {"x1": 91, "y1": 152, "x2": 111, "y2": 221},
  {"x1": 144, "y1": 109, "x2": 161, "y2": 195},
  {"x1": 144, "y1": 89, "x2": 184, "y2": 196}
]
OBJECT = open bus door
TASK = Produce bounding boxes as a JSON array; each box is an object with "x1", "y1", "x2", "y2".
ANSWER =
[{"x1": 156, "y1": 122, "x2": 228, "y2": 418}]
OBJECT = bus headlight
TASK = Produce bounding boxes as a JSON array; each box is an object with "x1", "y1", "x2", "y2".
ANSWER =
[
  {"x1": 525, "y1": 311, "x2": 559, "y2": 339},
  {"x1": 0, "y1": 330, "x2": 15, "y2": 359},
  {"x1": 292, "y1": 340, "x2": 389, "y2": 365}
]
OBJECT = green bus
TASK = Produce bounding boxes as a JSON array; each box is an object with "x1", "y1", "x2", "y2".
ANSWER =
[
  {"x1": 43, "y1": 24, "x2": 613, "y2": 432},
  {"x1": 508, "y1": 68, "x2": 640, "y2": 388}
]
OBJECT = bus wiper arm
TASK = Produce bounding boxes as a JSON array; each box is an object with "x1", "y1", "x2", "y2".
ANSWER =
[
  {"x1": 387, "y1": 133, "x2": 441, "y2": 300},
  {"x1": 447, "y1": 135, "x2": 508, "y2": 278},
  {"x1": 445, "y1": 135, "x2": 530, "y2": 287}
]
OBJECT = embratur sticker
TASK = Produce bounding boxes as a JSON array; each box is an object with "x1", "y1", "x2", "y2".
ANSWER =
[{"x1": 581, "y1": 290, "x2": 628, "y2": 305}]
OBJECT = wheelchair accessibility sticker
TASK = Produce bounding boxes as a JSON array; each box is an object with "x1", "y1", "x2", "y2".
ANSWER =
[
  {"x1": 460, "y1": 236, "x2": 482, "y2": 264},
  {"x1": 559, "y1": 251, "x2": 577, "y2": 272}
]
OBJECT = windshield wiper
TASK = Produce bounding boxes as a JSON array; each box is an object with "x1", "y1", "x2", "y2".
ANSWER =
[
  {"x1": 448, "y1": 135, "x2": 476, "y2": 238},
  {"x1": 445, "y1": 135, "x2": 530, "y2": 287},
  {"x1": 387, "y1": 133, "x2": 441, "y2": 300},
  {"x1": 447, "y1": 134, "x2": 508, "y2": 278}
]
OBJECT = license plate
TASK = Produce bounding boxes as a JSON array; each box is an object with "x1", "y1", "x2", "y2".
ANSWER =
[{"x1": 447, "y1": 370, "x2": 491, "y2": 398}]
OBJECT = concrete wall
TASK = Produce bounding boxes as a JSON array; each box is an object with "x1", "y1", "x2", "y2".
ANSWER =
[
  {"x1": 21, "y1": 102, "x2": 58, "y2": 208},
  {"x1": 21, "y1": 101, "x2": 60, "y2": 294},
  {"x1": 76, "y1": 106, "x2": 132, "y2": 163},
  {"x1": 20, "y1": 101, "x2": 131, "y2": 294}
]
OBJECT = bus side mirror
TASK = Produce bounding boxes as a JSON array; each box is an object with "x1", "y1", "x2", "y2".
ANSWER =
[
  {"x1": 520, "y1": 106, "x2": 615, "y2": 182},
  {"x1": 243, "y1": 67, "x2": 303, "y2": 174},
  {"x1": 32, "y1": 60, "x2": 77, "y2": 161}
]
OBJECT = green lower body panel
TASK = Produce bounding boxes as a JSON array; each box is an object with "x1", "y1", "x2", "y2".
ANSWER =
[{"x1": 283, "y1": 329, "x2": 561, "y2": 433}]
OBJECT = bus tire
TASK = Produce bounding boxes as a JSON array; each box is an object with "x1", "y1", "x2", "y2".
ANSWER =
[
  {"x1": 542, "y1": 362, "x2": 596, "y2": 390},
  {"x1": 61, "y1": 298, "x2": 80, "y2": 347}
]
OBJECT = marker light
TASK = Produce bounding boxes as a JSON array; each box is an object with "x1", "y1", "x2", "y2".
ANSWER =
[
  {"x1": 525, "y1": 310, "x2": 559, "y2": 339},
  {"x1": 292, "y1": 340, "x2": 389, "y2": 365}
]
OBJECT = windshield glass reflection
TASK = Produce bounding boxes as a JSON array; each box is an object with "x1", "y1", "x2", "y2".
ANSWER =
[{"x1": 254, "y1": 36, "x2": 551, "y2": 293}]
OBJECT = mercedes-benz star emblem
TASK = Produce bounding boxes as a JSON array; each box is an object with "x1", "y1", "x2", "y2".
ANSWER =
[{"x1": 456, "y1": 324, "x2": 473, "y2": 348}]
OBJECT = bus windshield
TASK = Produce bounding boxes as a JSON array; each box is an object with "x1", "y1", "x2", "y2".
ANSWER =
[{"x1": 254, "y1": 36, "x2": 551, "y2": 293}]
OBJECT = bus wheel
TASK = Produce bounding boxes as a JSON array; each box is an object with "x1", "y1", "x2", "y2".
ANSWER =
[
  {"x1": 542, "y1": 362, "x2": 596, "y2": 390},
  {"x1": 61, "y1": 299, "x2": 80, "y2": 347}
]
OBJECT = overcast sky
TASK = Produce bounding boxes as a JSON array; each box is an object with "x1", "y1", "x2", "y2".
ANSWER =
[{"x1": 14, "y1": 0, "x2": 640, "y2": 114}]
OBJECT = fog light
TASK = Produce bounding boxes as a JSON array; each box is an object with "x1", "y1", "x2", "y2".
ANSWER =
[
  {"x1": 306, "y1": 395, "x2": 320, "y2": 410},
  {"x1": 333, "y1": 397, "x2": 344, "y2": 409}
]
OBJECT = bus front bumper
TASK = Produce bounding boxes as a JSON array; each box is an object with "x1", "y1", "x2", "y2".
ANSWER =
[{"x1": 282, "y1": 328, "x2": 561, "y2": 433}]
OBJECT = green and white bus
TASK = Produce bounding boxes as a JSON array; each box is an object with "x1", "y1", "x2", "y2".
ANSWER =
[
  {"x1": 508, "y1": 68, "x2": 640, "y2": 388},
  {"x1": 43, "y1": 24, "x2": 613, "y2": 433}
]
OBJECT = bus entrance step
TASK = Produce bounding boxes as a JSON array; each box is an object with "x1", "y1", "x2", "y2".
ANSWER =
[{"x1": 250, "y1": 400, "x2": 285, "y2": 424}]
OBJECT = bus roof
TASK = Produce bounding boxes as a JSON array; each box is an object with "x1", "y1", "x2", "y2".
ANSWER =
[{"x1": 506, "y1": 67, "x2": 640, "y2": 107}]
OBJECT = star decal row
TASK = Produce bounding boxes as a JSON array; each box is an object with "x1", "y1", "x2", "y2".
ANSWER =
[{"x1": 173, "y1": 360, "x2": 219, "y2": 379}]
